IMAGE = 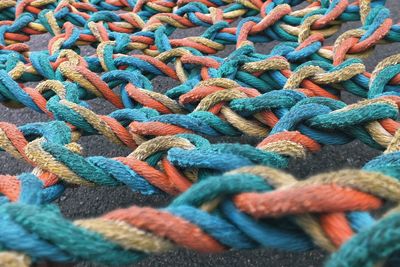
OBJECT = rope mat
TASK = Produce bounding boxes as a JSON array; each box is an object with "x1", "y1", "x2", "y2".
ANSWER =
[{"x1": 1, "y1": 0, "x2": 400, "y2": 266}]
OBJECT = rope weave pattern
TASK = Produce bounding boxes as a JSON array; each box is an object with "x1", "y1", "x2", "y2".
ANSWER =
[{"x1": 1, "y1": 0, "x2": 400, "y2": 266}]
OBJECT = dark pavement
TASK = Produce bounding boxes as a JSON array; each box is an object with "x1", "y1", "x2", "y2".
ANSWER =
[{"x1": 1, "y1": 2, "x2": 400, "y2": 266}]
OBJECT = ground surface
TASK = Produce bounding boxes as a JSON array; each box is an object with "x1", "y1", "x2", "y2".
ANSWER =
[{"x1": 1, "y1": 2, "x2": 400, "y2": 266}]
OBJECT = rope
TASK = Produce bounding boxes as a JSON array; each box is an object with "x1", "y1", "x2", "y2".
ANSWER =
[{"x1": 1, "y1": 0, "x2": 400, "y2": 266}]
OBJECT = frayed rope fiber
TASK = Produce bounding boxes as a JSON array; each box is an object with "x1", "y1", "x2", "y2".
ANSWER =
[{"x1": 1, "y1": 0, "x2": 400, "y2": 266}]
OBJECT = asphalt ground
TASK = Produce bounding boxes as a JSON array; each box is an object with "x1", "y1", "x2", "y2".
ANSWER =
[{"x1": 1, "y1": 2, "x2": 400, "y2": 266}]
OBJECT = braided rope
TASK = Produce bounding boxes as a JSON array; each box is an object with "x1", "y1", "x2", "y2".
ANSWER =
[{"x1": 1, "y1": 0, "x2": 400, "y2": 266}]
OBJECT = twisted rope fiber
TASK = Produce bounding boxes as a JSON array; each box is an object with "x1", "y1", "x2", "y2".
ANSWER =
[
  {"x1": 0, "y1": 2, "x2": 390, "y2": 207},
  {"x1": 3, "y1": 122, "x2": 400, "y2": 265},
  {"x1": 1, "y1": 0, "x2": 400, "y2": 266},
  {"x1": 2, "y1": 3, "x2": 400, "y2": 113},
  {"x1": 1, "y1": 47, "x2": 399, "y2": 159},
  {"x1": 0, "y1": 0, "x2": 377, "y2": 55},
  {"x1": 0, "y1": 0, "x2": 376, "y2": 197},
  {"x1": 3, "y1": 146, "x2": 400, "y2": 266},
  {"x1": 2, "y1": 89, "x2": 400, "y2": 202},
  {"x1": 2, "y1": 54, "x2": 400, "y2": 197},
  {"x1": 0, "y1": 0, "x2": 394, "y2": 97},
  {"x1": 0, "y1": 0, "x2": 368, "y2": 205},
  {"x1": 0, "y1": 0, "x2": 394, "y2": 197},
  {"x1": 1, "y1": 90, "x2": 400, "y2": 199}
]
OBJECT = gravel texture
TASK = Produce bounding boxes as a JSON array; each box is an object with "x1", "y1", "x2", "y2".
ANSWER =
[{"x1": 1, "y1": 3, "x2": 400, "y2": 266}]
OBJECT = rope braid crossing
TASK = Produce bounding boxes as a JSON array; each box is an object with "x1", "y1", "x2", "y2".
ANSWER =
[
  {"x1": 1, "y1": 0, "x2": 400, "y2": 266},
  {"x1": 1, "y1": 0, "x2": 398, "y2": 199},
  {"x1": 2, "y1": 53, "x2": 400, "y2": 192},
  {"x1": 2, "y1": 142, "x2": 400, "y2": 266},
  {"x1": 0, "y1": 0, "x2": 396, "y2": 113},
  {"x1": 0, "y1": 0, "x2": 368, "y2": 203},
  {"x1": 1, "y1": 57, "x2": 400, "y2": 201}
]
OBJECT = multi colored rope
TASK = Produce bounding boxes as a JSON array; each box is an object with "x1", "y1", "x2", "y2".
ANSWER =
[
  {"x1": 2, "y1": 146, "x2": 400, "y2": 266},
  {"x1": 1, "y1": 0, "x2": 400, "y2": 266}
]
